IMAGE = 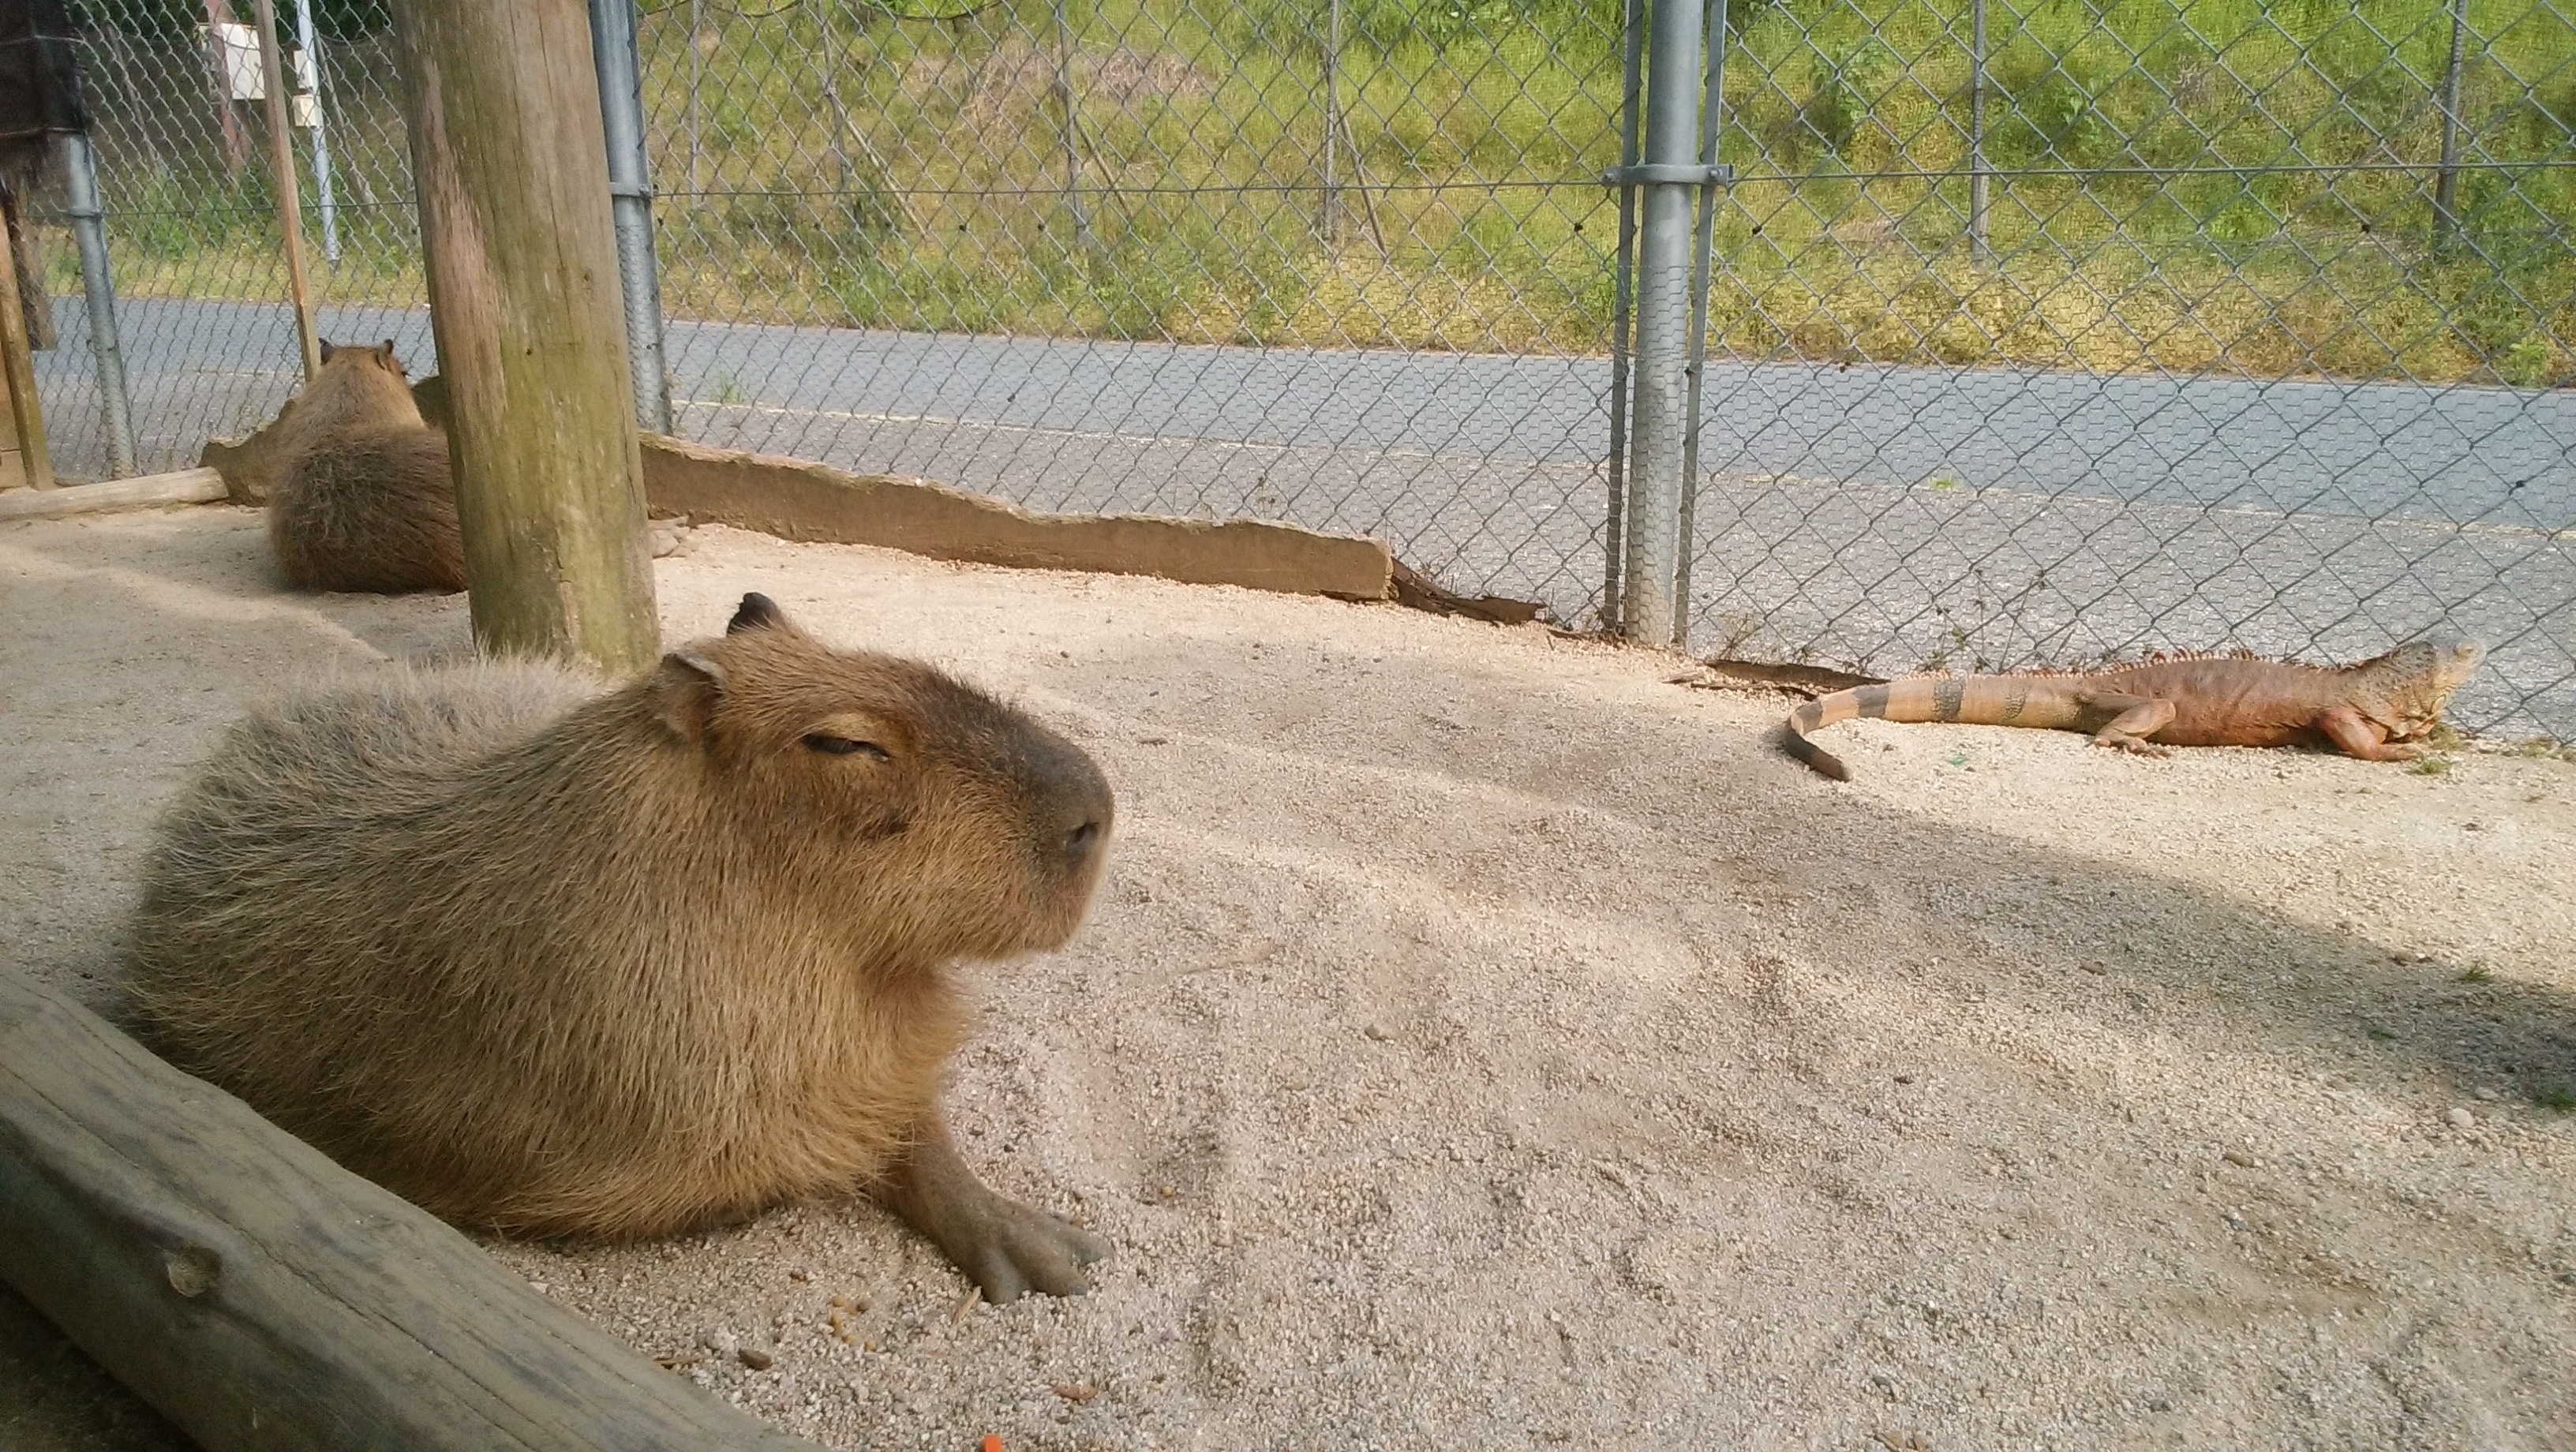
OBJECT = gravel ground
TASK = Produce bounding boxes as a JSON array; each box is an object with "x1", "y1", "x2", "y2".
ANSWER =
[{"x1": 3, "y1": 505, "x2": 2572, "y2": 1450}]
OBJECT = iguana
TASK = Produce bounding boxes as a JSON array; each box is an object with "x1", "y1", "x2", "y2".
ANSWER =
[{"x1": 1782, "y1": 636, "x2": 2486, "y2": 781}]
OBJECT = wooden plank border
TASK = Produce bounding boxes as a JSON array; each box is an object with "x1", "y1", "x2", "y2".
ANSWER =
[{"x1": 641, "y1": 435, "x2": 1395, "y2": 602}]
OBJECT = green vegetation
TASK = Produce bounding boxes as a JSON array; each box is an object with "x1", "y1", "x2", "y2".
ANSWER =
[{"x1": 54, "y1": 0, "x2": 2576, "y2": 383}]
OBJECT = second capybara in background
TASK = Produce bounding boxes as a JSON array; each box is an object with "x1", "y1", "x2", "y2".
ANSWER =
[
  {"x1": 265, "y1": 339, "x2": 466, "y2": 593},
  {"x1": 125, "y1": 593, "x2": 1118, "y2": 1302}
]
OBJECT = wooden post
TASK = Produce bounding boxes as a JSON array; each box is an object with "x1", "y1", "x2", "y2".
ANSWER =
[
  {"x1": 0, "y1": 967, "x2": 822, "y2": 1452},
  {"x1": 0, "y1": 210, "x2": 53, "y2": 490},
  {"x1": 391, "y1": 0, "x2": 661, "y2": 675},
  {"x1": 250, "y1": 0, "x2": 320, "y2": 382},
  {"x1": 203, "y1": 0, "x2": 253, "y2": 177}
]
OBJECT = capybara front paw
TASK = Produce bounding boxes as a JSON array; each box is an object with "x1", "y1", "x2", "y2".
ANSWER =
[{"x1": 958, "y1": 1197, "x2": 1112, "y2": 1304}]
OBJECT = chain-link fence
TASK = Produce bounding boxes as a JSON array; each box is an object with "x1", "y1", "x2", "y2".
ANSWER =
[
  {"x1": 1685, "y1": 0, "x2": 2576, "y2": 750},
  {"x1": 27, "y1": 0, "x2": 429, "y2": 481},
  {"x1": 21, "y1": 0, "x2": 2576, "y2": 743}
]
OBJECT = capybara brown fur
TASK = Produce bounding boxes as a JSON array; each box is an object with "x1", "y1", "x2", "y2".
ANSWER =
[
  {"x1": 126, "y1": 593, "x2": 1116, "y2": 1300},
  {"x1": 265, "y1": 339, "x2": 466, "y2": 593}
]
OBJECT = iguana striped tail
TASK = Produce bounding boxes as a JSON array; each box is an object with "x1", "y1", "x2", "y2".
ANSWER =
[{"x1": 1784, "y1": 675, "x2": 2093, "y2": 780}]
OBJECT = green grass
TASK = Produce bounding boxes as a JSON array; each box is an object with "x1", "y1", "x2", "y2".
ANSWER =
[{"x1": 58, "y1": 1, "x2": 2576, "y2": 382}]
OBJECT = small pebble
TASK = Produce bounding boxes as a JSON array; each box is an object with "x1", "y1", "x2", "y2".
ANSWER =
[
  {"x1": 737, "y1": 1345, "x2": 774, "y2": 1371},
  {"x1": 698, "y1": 1327, "x2": 736, "y2": 1355},
  {"x1": 2222, "y1": 1148, "x2": 2256, "y2": 1168},
  {"x1": 2223, "y1": 1210, "x2": 2250, "y2": 1232},
  {"x1": 2446, "y1": 1107, "x2": 2477, "y2": 1130},
  {"x1": 788, "y1": 1267, "x2": 811, "y2": 1282}
]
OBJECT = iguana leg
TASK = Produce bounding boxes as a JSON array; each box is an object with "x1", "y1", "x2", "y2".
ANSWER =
[
  {"x1": 2087, "y1": 693, "x2": 2175, "y2": 757},
  {"x1": 2317, "y1": 704, "x2": 2420, "y2": 762},
  {"x1": 875, "y1": 1114, "x2": 1110, "y2": 1303}
]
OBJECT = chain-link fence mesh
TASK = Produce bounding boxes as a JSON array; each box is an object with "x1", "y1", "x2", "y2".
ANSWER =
[
  {"x1": 28, "y1": 0, "x2": 429, "y2": 481},
  {"x1": 18, "y1": 0, "x2": 2576, "y2": 742},
  {"x1": 1686, "y1": 0, "x2": 2574, "y2": 746},
  {"x1": 634, "y1": 0, "x2": 1631, "y2": 637}
]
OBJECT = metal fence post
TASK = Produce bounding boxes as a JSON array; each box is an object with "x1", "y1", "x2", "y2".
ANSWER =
[
  {"x1": 1321, "y1": 0, "x2": 1343, "y2": 248},
  {"x1": 292, "y1": 0, "x2": 341, "y2": 261},
  {"x1": 1602, "y1": 0, "x2": 1648, "y2": 631},
  {"x1": 1968, "y1": 0, "x2": 1989, "y2": 258},
  {"x1": 55, "y1": 133, "x2": 137, "y2": 479},
  {"x1": 590, "y1": 0, "x2": 673, "y2": 434},
  {"x1": 687, "y1": 0, "x2": 704, "y2": 203},
  {"x1": 1670, "y1": 0, "x2": 1728, "y2": 644},
  {"x1": 1050, "y1": 0, "x2": 1094, "y2": 253},
  {"x1": 1616, "y1": 0, "x2": 1709, "y2": 644},
  {"x1": 2433, "y1": 0, "x2": 2469, "y2": 246}
]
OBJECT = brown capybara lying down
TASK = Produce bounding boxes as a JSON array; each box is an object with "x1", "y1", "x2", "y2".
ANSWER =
[
  {"x1": 126, "y1": 593, "x2": 1115, "y2": 1301},
  {"x1": 265, "y1": 339, "x2": 466, "y2": 593}
]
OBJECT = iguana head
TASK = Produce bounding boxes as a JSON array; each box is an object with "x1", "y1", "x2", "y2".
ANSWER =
[{"x1": 2364, "y1": 634, "x2": 2485, "y2": 739}]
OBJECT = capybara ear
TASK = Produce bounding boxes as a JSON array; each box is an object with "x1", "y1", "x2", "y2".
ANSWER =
[
  {"x1": 379, "y1": 339, "x2": 398, "y2": 362},
  {"x1": 727, "y1": 592, "x2": 789, "y2": 636},
  {"x1": 319, "y1": 339, "x2": 341, "y2": 362},
  {"x1": 650, "y1": 649, "x2": 728, "y2": 743}
]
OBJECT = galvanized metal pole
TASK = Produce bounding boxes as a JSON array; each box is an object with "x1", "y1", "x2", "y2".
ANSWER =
[
  {"x1": 1321, "y1": 0, "x2": 1343, "y2": 248},
  {"x1": 1050, "y1": 0, "x2": 1093, "y2": 253},
  {"x1": 1601, "y1": 0, "x2": 1647, "y2": 631},
  {"x1": 2432, "y1": 0, "x2": 2469, "y2": 246},
  {"x1": 687, "y1": 0, "x2": 703, "y2": 202},
  {"x1": 1968, "y1": 0, "x2": 1989, "y2": 258},
  {"x1": 1671, "y1": 0, "x2": 1728, "y2": 646},
  {"x1": 1619, "y1": 0, "x2": 1706, "y2": 643},
  {"x1": 590, "y1": 0, "x2": 673, "y2": 433},
  {"x1": 56, "y1": 133, "x2": 137, "y2": 478},
  {"x1": 293, "y1": 0, "x2": 341, "y2": 261}
]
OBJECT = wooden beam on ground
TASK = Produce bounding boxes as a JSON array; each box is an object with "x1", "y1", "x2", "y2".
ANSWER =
[
  {"x1": 0, "y1": 967, "x2": 822, "y2": 1452},
  {"x1": 644, "y1": 434, "x2": 1396, "y2": 601},
  {"x1": 0, "y1": 467, "x2": 229, "y2": 522},
  {"x1": 391, "y1": 0, "x2": 658, "y2": 675}
]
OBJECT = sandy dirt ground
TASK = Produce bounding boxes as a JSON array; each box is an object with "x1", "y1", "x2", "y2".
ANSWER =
[{"x1": 3, "y1": 504, "x2": 2573, "y2": 1451}]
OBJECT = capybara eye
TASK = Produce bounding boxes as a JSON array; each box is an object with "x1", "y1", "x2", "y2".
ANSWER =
[{"x1": 803, "y1": 732, "x2": 889, "y2": 760}]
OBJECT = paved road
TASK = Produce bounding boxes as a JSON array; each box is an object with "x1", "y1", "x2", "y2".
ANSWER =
[{"x1": 32, "y1": 295, "x2": 2574, "y2": 737}]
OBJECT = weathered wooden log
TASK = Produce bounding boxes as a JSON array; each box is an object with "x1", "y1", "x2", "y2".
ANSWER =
[
  {"x1": 0, "y1": 967, "x2": 821, "y2": 1452},
  {"x1": 0, "y1": 467, "x2": 228, "y2": 522}
]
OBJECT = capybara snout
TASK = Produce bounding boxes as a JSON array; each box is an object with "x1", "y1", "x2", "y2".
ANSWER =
[{"x1": 692, "y1": 592, "x2": 1114, "y2": 956}]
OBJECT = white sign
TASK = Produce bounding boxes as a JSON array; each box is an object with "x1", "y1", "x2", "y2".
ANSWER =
[{"x1": 204, "y1": 22, "x2": 262, "y2": 102}]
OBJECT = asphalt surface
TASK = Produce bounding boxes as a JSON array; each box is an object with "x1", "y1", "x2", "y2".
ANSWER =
[{"x1": 32, "y1": 295, "x2": 2574, "y2": 738}]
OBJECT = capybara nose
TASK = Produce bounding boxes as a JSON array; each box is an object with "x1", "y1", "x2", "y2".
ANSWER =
[{"x1": 1065, "y1": 819, "x2": 1102, "y2": 858}]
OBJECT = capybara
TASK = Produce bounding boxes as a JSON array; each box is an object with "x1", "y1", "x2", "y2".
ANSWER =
[
  {"x1": 127, "y1": 593, "x2": 1116, "y2": 1300},
  {"x1": 265, "y1": 339, "x2": 466, "y2": 593}
]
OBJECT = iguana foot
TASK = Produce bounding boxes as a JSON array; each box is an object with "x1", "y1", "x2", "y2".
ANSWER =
[{"x1": 2092, "y1": 731, "x2": 2170, "y2": 758}]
